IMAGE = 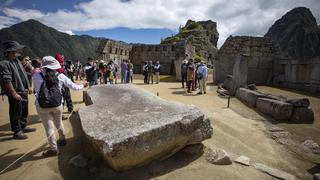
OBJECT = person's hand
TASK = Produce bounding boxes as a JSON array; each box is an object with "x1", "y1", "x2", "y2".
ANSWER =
[
  {"x1": 83, "y1": 82, "x2": 88, "y2": 88},
  {"x1": 12, "y1": 93, "x2": 22, "y2": 101},
  {"x1": 28, "y1": 88, "x2": 33, "y2": 94}
]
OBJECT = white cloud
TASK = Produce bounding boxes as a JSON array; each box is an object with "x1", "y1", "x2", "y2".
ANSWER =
[
  {"x1": 64, "y1": 30, "x2": 75, "y2": 35},
  {"x1": 1, "y1": 0, "x2": 319, "y2": 47}
]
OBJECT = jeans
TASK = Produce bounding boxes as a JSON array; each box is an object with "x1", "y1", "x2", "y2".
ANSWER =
[
  {"x1": 62, "y1": 86, "x2": 73, "y2": 112},
  {"x1": 121, "y1": 72, "x2": 127, "y2": 83},
  {"x1": 8, "y1": 93, "x2": 28, "y2": 133},
  {"x1": 181, "y1": 73, "x2": 187, "y2": 88}
]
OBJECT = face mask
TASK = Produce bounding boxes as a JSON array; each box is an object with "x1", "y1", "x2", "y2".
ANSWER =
[{"x1": 15, "y1": 53, "x2": 21, "y2": 57}]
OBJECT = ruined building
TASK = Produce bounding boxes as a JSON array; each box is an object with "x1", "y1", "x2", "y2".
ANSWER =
[
  {"x1": 215, "y1": 7, "x2": 320, "y2": 94},
  {"x1": 96, "y1": 39, "x2": 132, "y2": 65}
]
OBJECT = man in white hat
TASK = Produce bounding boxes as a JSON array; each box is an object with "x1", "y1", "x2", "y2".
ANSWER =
[{"x1": 0, "y1": 41, "x2": 35, "y2": 139}]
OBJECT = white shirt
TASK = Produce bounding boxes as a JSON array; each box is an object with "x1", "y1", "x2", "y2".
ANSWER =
[{"x1": 32, "y1": 71, "x2": 84, "y2": 103}]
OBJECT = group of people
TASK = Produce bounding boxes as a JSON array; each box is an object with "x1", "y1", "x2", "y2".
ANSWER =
[
  {"x1": 142, "y1": 61, "x2": 161, "y2": 84},
  {"x1": 0, "y1": 41, "x2": 87, "y2": 156},
  {"x1": 181, "y1": 55, "x2": 208, "y2": 94}
]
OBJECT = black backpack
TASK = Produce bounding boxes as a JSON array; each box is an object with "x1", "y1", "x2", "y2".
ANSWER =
[{"x1": 38, "y1": 73, "x2": 62, "y2": 108}]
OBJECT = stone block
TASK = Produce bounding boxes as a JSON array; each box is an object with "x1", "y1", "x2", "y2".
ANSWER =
[
  {"x1": 256, "y1": 98, "x2": 293, "y2": 121},
  {"x1": 286, "y1": 98, "x2": 310, "y2": 107},
  {"x1": 236, "y1": 88, "x2": 265, "y2": 108},
  {"x1": 79, "y1": 85, "x2": 213, "y2": 171}
]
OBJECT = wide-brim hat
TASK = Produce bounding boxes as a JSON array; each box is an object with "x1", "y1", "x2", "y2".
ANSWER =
[
  {"x1": 3, "y1": 41, "x2": 25, "y2": 52},
  {"x1": 42, "y1": 56, "x2": 61, "y2": 70}
]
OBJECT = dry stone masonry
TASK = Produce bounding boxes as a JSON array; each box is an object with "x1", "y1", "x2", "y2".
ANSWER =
[{"x1": 79, "y1": 85, "x2": 213, "y2": 171}]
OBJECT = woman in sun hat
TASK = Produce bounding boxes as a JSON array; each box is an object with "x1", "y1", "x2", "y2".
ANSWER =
[{"x1": 32, "y1": 56, "x2": 87, "y2": 156}]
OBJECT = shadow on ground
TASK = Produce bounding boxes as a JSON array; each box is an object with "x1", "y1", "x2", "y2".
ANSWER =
[{"x1": 57, "y1": 112, "x2": 204, "y2": 180}]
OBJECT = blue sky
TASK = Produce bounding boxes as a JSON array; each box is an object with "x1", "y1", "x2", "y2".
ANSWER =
[{"x1": 0, "y1": 0, "x2": 319, "y2": 47}]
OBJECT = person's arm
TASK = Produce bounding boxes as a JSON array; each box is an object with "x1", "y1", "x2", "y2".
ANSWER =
[{"x1": 60, "y1": 73, "x2": 85, "y2": 90}]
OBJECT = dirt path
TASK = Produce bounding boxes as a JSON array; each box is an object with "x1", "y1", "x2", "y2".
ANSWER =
[{"x1": 0, "y1": 77, "x2": 319, "y2": 180}]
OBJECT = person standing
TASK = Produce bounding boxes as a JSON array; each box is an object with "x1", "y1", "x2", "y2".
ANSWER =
[
  {"x1": 197, "y1": 61, "x2": 208, "y2": 94},
  {"x1": 143, "y1": 61, "x2": 148, "y2": 84},
  {"x1": 154, "y1": 61, "x2": 161, "y2": 84},
  {"x1": 121, "y1": 60, "x2": 127, "y2": 83},
  {"x1": 33, "y1": 56, "x2": 87, "y2": 156},
  {"x1": 55, "y1": 54, "x2": 73, "y2": 113},
  {"x1": 74, "y1": 60, "x2": 82, "y2": 81},
  {"x1": 84, "y1": 57, "x2": 98, "y2": 86},
  {"x1": 181, "y1": 59, "x2": 188, "y2": 88},
  {"x1": 127, "y1": 60, "x2": 134, "y2": 83},
  {"x1": 186, "y1": 59, "x2": 195, "y2": 93},
  {"x1": 0, "y1": 41, "x2": 36, "y2": 139},
  {"x1": 147, "y1": 61, "x2": 154, "y2": 84}
]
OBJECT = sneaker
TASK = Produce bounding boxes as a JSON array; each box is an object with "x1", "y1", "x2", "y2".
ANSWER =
[
  {"x1": 57, "y1": 139, "x2": 67, "y2": 146},
  {"x1": 197, "y1": 92, "x2": 203, "y2": 95},
  {"x1": 22, "y1": 127, "x2": 36, "y2": 133},
  {"x1": 13, "y1": 131, "x2": 28, "y2": 140},
  {"x1": 43, "y1": 149, "x2": 59, "y2": 157}
]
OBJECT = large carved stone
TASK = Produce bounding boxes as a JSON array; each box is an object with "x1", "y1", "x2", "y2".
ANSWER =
[
  {"x1": 256, "y1": 98, "x2": 293, "y2": 121},
  {"x1": 79, "y1": 85, "x2": 213, "y2": 171},
  {"x1": 236, "y1": 88, "x2": 265, "y2": 108}
]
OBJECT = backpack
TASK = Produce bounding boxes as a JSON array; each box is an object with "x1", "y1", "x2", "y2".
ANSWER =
[{"x1": 37, "y1": 73, "x2": 62, "y2": 108}]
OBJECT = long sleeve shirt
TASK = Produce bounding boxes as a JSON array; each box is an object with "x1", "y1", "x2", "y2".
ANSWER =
[
  {"x1": 196, "y1": 65, "x2": 208, "y2": 78},
  {"x1": 32, "y1": 71, "x2": 83, "y2": 104}
]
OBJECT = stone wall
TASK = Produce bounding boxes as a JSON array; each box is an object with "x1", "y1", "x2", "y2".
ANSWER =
[
  {"x1": 96, "y1": 39, "x2": 132, "y2": 65},
  {"x1": 130, "y1": 41, "x2": 195, "y2": 76},
  {"x1": 215, "y1": 36, "x2": 281, "y2": 85}
]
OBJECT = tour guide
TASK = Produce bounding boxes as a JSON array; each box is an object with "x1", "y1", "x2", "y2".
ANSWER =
[{"x1": 0, "y1": 41, "x2": 36, "y2": 139}]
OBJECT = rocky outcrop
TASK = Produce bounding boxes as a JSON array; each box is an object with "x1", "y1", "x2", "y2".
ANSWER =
[
  {"x1": 265, "y1": 7, "x2": 320, "y2": 60},
  {"x1": 161, "y1": 20, "x2": 219, "y2": 65},
  {"x1": 79, "y1": 85, "x2": 213, "y2": 171}
]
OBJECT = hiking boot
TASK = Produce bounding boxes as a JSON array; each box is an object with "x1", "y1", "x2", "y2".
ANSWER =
[
  {"x1": 57, "y1": 139, "x2": 67, "y2": 146},
  {"x1": 197, "y1": 92, "x2": 203, "y2": 95},
  {"x1": 22, "y1": 127, "x2": 36, "y2": 133},
  {"x1": 43, "y1": 149, "x2": 59, "y2": 157},
  {"x1": 204, "y1": 92, "x2": 206, "y2": 94},
  {"x1": 13, "y1": 131, "x2": 28, "y2": 140}
]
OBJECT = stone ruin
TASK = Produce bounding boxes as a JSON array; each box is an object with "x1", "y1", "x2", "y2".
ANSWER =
[
  {"x1": 79, "y1": 85, "x2": 213, "y2": 171},
  {"x1": 216, "y1": 39, "x2": 315, "y2": 123}
]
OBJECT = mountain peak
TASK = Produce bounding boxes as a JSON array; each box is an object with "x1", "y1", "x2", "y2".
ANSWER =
[{"x1": 265, "y1": 7, "x2": 320, "y2": 60}]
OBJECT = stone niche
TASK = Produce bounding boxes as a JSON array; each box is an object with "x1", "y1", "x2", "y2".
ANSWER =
[{"x1": 79, "y1": 85, "x2": 212, "y2": 171}]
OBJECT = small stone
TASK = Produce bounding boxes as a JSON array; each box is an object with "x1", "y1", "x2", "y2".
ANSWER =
[
  {"x1": 205, "y1": 148, "x2": 232, "y2": 165},
  {"x1": 268, "y1": 126, "x2": 284, "y2": 132},
  {"x1": 271, "y1": 131, "x2": 289, "y2": 139},
  {"x1": 234, "y1": 155, "x2": 250, "y2": 166},
  {"x1": 254, "y1": 163, "x2": 295, "y2": 180},
  {"x1": 302, "y1": 140, "x2": 320, "y2": 154},
  {"x1": 275, "y1": 138, "x2": 291, "y2": 145},
  {"x1": 68, "y1": 154, "x2": 88, "y2": 168}
]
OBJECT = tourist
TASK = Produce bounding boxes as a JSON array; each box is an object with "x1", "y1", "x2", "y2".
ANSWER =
[
  {"x1": 186, "y1": 59, "x2": 195, "y2": 93},
  {"x1": 107, "y1": 60, "x2": 115, "y2": 84},
  {"x1": 143, "y1": 61, "x2": 148, "y2": 84},
  {"x1": 181, "y1": 59, "x2": 188, "y2": 88},
  {"x1": 32, "y1": 56, "x2": 87, "y2": 156},
  {"x1": 127, "y1": 60, "x2": 134, "y2": 83},
  {"x1": 31, "y1": 58, "x2": 42, "y2": 75},
  {"x1": 74, "y1": 60, "x2": 82, "y2": 80},
  {"x1": 84, "y1": 57, "x2": 98, "y2": 86},
  {"x1": 114, "y1": 61, "x2": 119, "y2": 84},
  {"x1": 191, "y1": 61, "x2": 196, "y2": 91},
  {"x1": 147, "y1": 61, "x2": 154, "y2": 84},
  {"x1": 18, "y1": 56, "x2": 33, "y2": 84},
  {"x1": 65, "y1": 60, "x2": 74, "y2": 82},
  {"x1": 197, "y1": 61, "x2": 208, "y2": 94},
  {"x1": 0, "y1": 41, "x2": 36, "y2": 139},
  {"x1": 195, "y1": 62, "x2": 200, "y2": 90},
  {"x1": 121, "y1": 60, "x2": 127, "y2": 83},
  {"x1": 99, "y1": 61, "x2": 107, "y2": 84},
  {"x1": 55, "y1": 54, "x2": 73, "y2": 113},
  {"x1": 154, "y1": 61, "x2": 161, "y2": 84}
]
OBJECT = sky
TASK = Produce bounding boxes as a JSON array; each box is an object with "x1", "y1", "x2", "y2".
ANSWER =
[{"x1": 0, "y1": 0, "x2": 319, "y2": 47}]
